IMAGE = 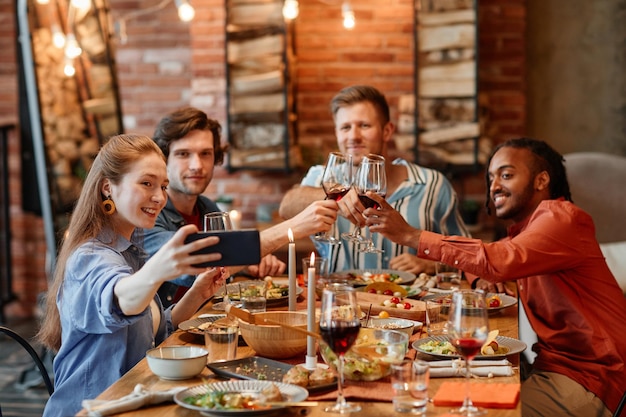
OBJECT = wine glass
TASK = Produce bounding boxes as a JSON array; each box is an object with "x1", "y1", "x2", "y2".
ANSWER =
[
  {"x1": 355, "y1": 154, "x2": 386, "y2": 253},
  {"x1": 340, "y1": 158, "x2": 368, "y2": 245},
  {"x1": 447, "y1": 290, "x2": 490, "y2": 416},
  {"x1": 316, "y1": 152, "x2": 353, "y2": 244},
  {"x1": 204, "y1": 212, "x2": 233, "y2": 310},
  {"x1": 319, "y1": 284, "x2": 362, "y2": 413}
]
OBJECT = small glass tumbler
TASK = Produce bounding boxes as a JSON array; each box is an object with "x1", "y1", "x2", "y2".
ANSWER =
[
  {"x1": 391, "y1": 359, "x2": 430, "y2": 414},
  {"x1": 204, "y1": 324, "x2": 238, "y2": 363},
  {"x1": 238, "y1": 281, "x2": 267, "y2": 313}
]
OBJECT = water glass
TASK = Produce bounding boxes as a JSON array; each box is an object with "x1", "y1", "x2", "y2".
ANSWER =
[
  {"x1": 204, "y1": 324, "x2": 238, "y2": 363},
  {"x1": 301, "y1": 257, "x2": 328, "y2": 286},
  {"x1": 238, "y1": 280, "x2": 267, "y2": 313},
  {"x1": 436, "y1": 262, "x2": 461, "y2": 291},
  {"x1": 391, "y1": 359, "x2": 430, "y2": 414},
  {"x1": 425, "y1": 299, "x2": 449, "y2": 336}
]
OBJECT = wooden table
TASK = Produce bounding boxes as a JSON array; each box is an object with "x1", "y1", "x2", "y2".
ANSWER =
[{"x1": 77, "y1": 290, "x2": 522, "y2": 416}]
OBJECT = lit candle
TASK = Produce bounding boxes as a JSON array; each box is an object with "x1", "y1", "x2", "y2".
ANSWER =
[
  {"x1": 229, "y1": 210, "x2": 241, "y2": 229},
  {"x1": 288, "y1": 228, "x2": 296, "y2": 311},
  {"x1": 306, "y1": 252, "x2": 317, "y2": 368}
]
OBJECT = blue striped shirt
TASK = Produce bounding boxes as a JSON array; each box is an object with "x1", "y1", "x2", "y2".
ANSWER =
[{"x1": 301, "y1": 158, "x2": 470, "y2": 272}]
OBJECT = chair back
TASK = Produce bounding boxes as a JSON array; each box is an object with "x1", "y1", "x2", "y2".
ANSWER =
[{"x1": 0, "y1": 326, "x2": 54, "y2": 395}]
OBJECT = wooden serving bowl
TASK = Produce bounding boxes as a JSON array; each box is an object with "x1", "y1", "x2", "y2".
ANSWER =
[{"x1": 238, "y1": 311, "x2": 314, "y2": 359}]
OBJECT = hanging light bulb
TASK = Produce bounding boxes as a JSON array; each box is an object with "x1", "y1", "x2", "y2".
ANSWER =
[
  {"x1": 175, "y1": 0, "x2": 195, "y2": 22},
  {"x1": 64, "y1": 58, "x2": 76, "y2": 77},
  {"x1": 342, "y1": 2, "x2": 355, "y2": 30},
  {"x1": 283, "y1": 0, "x2": 299, "y2": 20},
  {"x1": 64, "y1": 33, "x2": 82, "y2": 59},
  {"x1": 51, "y1": 24, "x2": 66, "y2": 49}
]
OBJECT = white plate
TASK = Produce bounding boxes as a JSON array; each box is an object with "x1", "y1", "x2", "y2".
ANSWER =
[
  {"x1": 174, "y1": 380, "x2": 309, "y2": 416},
  {"x1": 215, "y1": 281, "x2": 304, "y2": 306},
  {"x1": 413, "y1": 335, "x2": 527, "y2": 359},
  {"x1": 178, "y1": 315, "x2": 226, "y2": 335},
  {"x1": 340, "y1": 269, "x2": 417, "y2": 286},
  {"x1": 421, "y1": 293, "x2": 518, "y2": 312}
]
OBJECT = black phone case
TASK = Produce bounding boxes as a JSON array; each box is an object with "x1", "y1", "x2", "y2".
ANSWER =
[{"x1": 184, "y1": 229, "x2": 261, "y2": 268}]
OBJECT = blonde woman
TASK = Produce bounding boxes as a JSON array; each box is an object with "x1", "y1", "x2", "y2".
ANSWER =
[{"x1": 38, "y1": 134, "x2": 227, "y2": 416}]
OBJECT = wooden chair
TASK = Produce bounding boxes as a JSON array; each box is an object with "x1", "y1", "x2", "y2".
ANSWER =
[{"x1": 0, "y1": 326, "x2": 53, "y2": 395}]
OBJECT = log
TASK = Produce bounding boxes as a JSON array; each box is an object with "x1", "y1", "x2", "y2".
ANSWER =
[
  {"x1": 418, "y1": 98, "x2": 476, "y2": 124},
  {"x1": 418, "y1": 79, "x2": 476, "y2": 97},
  {"x1": 422, "y1": 48, "x2": 475, "y2": 64},
  {"x1": 227, "y1": 34, "x2": 284, "y2": 63},
  {"x1": 419, "y1": 122, "x2": 480, "y2": 145},
  {"x1": 419, "y1": 10, "x2": 475, "y2": 26},
  {"x1": 229, "y1": 2, "x2": 283, "y2": 27},
  {"x1": 419, "y1": 61, "x2": 475, "y2": 81},
  {"x1": 231, "y1": 122, "x2": 286, "y2": 149},
  {"x1": 231, "y1": 69, "x2": 284, "y2": 94},
  {"x1": 420, "y1": 0, "x2": 473, "y2": 13},
  {"x1": 418, "y1": 24, "x2": 475, "y2": 51},
  {"x1": 229, "y1": 93, "x2": 285, "y2": 115}
]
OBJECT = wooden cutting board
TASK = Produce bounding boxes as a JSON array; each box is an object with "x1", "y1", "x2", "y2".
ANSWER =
[{"x1": 357, "y1": 292, "x2": 428, "y2": 322}]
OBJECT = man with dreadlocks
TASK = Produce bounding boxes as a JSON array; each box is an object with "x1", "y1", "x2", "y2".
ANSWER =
[{"x1": 362, "y1": 138, "x2": 626, "y2": 417}]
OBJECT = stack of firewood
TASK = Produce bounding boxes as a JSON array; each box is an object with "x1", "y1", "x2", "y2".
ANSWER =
[{"x1": 413, "y1": 0, "x2": 491, "y2": 168}]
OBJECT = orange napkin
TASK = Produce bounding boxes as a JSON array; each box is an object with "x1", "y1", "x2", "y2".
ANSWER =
[{"x1": 432, "y1": 381, "x2": 520, "y2": 409}]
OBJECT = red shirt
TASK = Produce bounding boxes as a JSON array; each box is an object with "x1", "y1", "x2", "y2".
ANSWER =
[{"x1": 419, "y1": 199, "x2": 626, "y2": 412}]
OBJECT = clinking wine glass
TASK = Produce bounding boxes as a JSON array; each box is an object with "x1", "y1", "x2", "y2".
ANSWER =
[
  {"x1": 319, "y1": 284, "x2": 362, "y2": 413},
  {"x1": 355, "y1": 154, "x2": 386, "y2": 253},
  {"x1": 447, "y1": 290, "x2": 490, "y2": 416},
  {"x1": 316, "y1": 152, "x2": 353, "y2": 245},
  {"x1": 340, "y1": 157, "x2": 367, "y2": 245},
  {"x1": 204, "y1": 212, "x2": 233, "y2": 309}
]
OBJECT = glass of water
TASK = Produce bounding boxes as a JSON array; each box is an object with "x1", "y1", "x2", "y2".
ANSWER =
[{"x1": 391, "y1": 359, "x2": 430, "y2": 414}]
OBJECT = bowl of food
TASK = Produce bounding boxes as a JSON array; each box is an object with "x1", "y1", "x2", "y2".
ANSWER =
[
  {"x1": 146, "y1": 346, "x2": 208, "y2": 380},
  {"x1": 238, "y1": 311, "x2": 316, "y2": 359},
  {"x1": 361, "y1": 317, "x2": 417, "y2": 338},
  {"x1": 319, "y1": 328, "x2": 409, "y2": 381}
]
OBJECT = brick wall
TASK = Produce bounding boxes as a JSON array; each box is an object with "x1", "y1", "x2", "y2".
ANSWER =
[{"x1": 0, "y1": 0, "x2": 526, "y2": 318}]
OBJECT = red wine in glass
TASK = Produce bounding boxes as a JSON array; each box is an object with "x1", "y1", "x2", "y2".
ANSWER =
[
  {"x1": 358, "y1": 193, "x2": 386, "y2": 210},
  {"x1": 319, "y1": 323, "x2": 360, "y2": 355},
  {"x1": 451, "y1": 337, "x2": 484, "y2": 359},
  {"x1": 326, "y1": 186, "x2": 350, "y2": 202}
]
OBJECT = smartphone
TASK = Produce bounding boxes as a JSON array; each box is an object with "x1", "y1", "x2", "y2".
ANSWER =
[{"x1": 184, "y1": 229, "x2": 261, "y2": 268}]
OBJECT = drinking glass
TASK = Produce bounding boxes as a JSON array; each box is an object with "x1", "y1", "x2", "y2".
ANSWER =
[
  {"x1": 204, "y1": 212, "x2": 232, "y2": 310},
  {"x1": 319, "y1": 284, "x2": 361, "y2": 413},
  {"x1": 447, "y1": 290, "x2": 489, "y2": 416},
  {"x1": 340, "y1": 158, "x2": 367, "y2": 245},
  {"x1": 355, "y1": 154, "x2": 387, "y2": 254},
  {"x1": 316, "y1": 152, "x2": 353, "y2": 245}
]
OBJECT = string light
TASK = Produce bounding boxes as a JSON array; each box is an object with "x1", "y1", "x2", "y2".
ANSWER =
[
  {"x1": 342, "y1": 2, "x2": 355, "y2": 30},
  {"x1": 63, "y1": 57, "x2": 76, "y2": 77},
  {"x1": 51, "y1": 23, "x2": 66, "y2": 49},
  {"x1": 64, "y1": 33, "x2": 82, "y2": 59},
  {"x1": 283, "y1": 0, "x2": 299, "y2": 20},
  {"x1": 175, "y1": 0, "x2": 195, "y2": 22}
]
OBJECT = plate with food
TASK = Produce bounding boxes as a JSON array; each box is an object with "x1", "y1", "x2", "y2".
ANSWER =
[
  {"x1": 178, "y1": 314, "x2": 227, "y2": 335},
  {"x1": 214, "y1": 278, "x2": 304, "y2": 307},
  {"x1": 207, "y1": 356, "x2": 336, "y2": 394},
  {"x1": 174, "y1": 380, "x2": 309, "y2": 416},
  {"x1": 413, "y1": 333, "x2": 526, "y2": 359},
  {"x1": 421, "y1": 293, "x2": 518, "y2": 312},
  {"x1": 337, "y1": 269, "x2": 416, "y2": 286}
]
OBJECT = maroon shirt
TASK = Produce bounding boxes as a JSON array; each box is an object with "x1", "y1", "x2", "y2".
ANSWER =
[{"x1": 419, "y1": 199, "x2": 626, "y2": 412}]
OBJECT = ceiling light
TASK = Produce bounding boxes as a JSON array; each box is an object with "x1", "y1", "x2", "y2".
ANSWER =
[
  {"x1": 175, "y1": 0, "x2": 195, "y2": 22},
  {"x1": 342, "y1": 2, "x2": 355, "y2": 30},
  {"x1": 283, "y1": 0, "x2": 299, "y2": 20}
]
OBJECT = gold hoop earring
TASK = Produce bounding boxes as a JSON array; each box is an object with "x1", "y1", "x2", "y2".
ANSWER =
[{"x1": 102, "y1": 198, "x2": 116, "y2": 215}]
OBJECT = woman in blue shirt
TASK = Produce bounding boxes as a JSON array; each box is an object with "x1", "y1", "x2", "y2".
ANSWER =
[{"x1": 37, "y1": 134, "x2": 227, "y2": 416}]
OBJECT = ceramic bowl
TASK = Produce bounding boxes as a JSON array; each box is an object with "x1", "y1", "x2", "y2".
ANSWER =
[{"x1": 146, "y1": 346, "x2": 208, "y2": 380}]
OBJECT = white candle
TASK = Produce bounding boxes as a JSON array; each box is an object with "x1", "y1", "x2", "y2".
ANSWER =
[
  {"x1": 288, "y1": 228, "x2": 296, "y2": 311},
  {"x1": 306, "y1": 252, "x2": 317, "y2": 360}
]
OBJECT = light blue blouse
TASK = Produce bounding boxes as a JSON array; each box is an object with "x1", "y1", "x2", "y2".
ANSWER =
[
  {"x1": 43, "y1": 228, "x2": 173, "y2": 417},
  {"x1": 301, "y1": 158, "x2": 470, "y2": 272}
]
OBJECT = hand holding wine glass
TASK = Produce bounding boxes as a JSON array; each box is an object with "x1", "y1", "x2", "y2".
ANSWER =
[
  {"x1": 447, "y1": 290, "x2": 490, "y2": 416},
  {"x1": 316, "y1": 152, "x2": 352, "y2": 244},
  {"x1": 355, "y1": 154, "x2": 387, "y2": 253},
  {"x1": 319, "y1": 284, "x2": 362, "y2": 413}
]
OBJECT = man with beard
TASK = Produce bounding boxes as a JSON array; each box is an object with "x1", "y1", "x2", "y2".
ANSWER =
[
  {"x1": 279, "y1": 85, "x2": 469, "y2": 274},
  {"x1": 144, "y1": 107, "x2": 338, "y2": 306},
  {"x1": 363, "y1": 137, "x2": 626, "y2": 417}
]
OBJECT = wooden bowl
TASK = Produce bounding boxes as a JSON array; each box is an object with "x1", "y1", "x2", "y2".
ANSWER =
[{"x1": 238, "y1": 311, "x2": 314, "y2": 359}]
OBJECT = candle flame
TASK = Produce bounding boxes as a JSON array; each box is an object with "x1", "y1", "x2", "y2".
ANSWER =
[
  {"x1": 288, "y1": 228, "x2": 294, "y2": 243},
  {"x1": 310, "y1": 252, "x2": 315, "y2": 264}
]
